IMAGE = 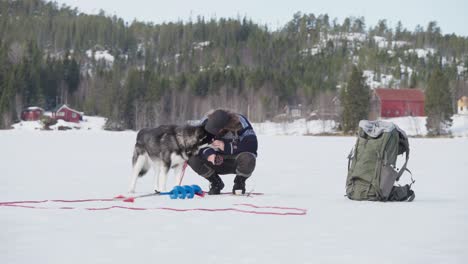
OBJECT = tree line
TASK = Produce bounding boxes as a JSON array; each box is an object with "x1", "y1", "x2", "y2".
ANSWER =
[{"x1": 0, "y1": 0, "x2": 466, "y2": 133}]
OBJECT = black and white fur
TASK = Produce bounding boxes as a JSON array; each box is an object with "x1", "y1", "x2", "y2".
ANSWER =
[{"x1": 129, "y1": 125, "x2": 208, "y2": 193}]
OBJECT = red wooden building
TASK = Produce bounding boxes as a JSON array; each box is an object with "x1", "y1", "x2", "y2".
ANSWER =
[
  {"x1": 370, "y1": 88, "x2": 425, "y2": 119},
  {"x1": 21, "y1": 107, "x2": 44, "y2": 121},
  {"x1": 52, "y1": 104, "x2": 83, "y2": 123}
]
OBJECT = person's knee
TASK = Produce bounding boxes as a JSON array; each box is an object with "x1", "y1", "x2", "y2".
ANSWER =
[
  {"x1": 236, "y1": 152, "x2": 256, "y2": 177},
  {"x1": 188, "y1": 155, "x2": 214, "y2": 178}
]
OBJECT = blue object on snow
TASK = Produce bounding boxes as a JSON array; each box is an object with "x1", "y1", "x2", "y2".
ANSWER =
[
  {"x1": 165, "y1": 185, "x2": 203, "y2": 199},
  {"x1": 191, "y1": 185, "x2": 203, "y2": 195},
  {"x1": 171, "y1": 186, "x2": 186, "y2": 199},
  {"x1": 178, "y1": 186, "x2": 187, "y2": 199},
  {"x1": 184, "y1": 185, "x2": 195, "y2": 199},
  {"x1": 169, "y1": 186, "x2": 180, "y2": 199}
]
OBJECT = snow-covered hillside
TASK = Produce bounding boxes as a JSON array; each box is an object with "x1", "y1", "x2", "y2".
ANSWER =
[
  {"x1": 300, "y1": 32, "x2": 467, "y2": 90},
  {"x1": 1, "y1": 132, "x2": 467, "y2": 263}
]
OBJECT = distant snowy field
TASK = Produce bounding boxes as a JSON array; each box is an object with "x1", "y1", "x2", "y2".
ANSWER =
[
  {"x1": 10, "y1": 114, "x2": 468, "y2": 137},
  {"x1": 252, "y1": 115, "x2": 468, "y2": 137},
  {"x1": 1, "y1": 131, "x2": 467, "y2": 264},
  {"x1": 11, "y1": 115, "x2": 106, "y2": 131}
]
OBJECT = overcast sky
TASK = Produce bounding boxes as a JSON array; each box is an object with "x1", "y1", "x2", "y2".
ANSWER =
[{"x1": 54, "y1": 0, "x2": 468, "y2": 36}]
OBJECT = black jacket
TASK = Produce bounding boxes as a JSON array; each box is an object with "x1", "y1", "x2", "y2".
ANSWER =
[{"x1": 200, "y1": 114, "x2": 257, "y2": 158}]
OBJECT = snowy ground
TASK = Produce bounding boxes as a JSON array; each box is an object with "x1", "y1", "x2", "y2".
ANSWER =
[{"x1": 1, "y1": 131, "x2": 467, "y2": 264}]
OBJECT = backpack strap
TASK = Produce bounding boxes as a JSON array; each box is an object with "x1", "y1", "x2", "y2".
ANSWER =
[
  {"x1": 396, "y1": 150, "x2": 409, "y2": 181},
  {"x1": 347, "y1": 137, "x2": 359, "y2": 171},
  {"x1": 347, "y1": 147, "x2": 354, "y2": 171},
  {"x1": 396, "y1": 149, "x2": 415, "y2": 187}
]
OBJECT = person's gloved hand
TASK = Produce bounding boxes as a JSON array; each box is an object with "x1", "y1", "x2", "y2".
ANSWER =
[
  {"x1": 211, "y1": 140, "x2": 225, "y2": 151},
  {"x1": 207, "y1": 154, "x2": 224, "y2": 165},
  {"x1": 207, "y1": 154, "x2": 216, "y2": 164}
]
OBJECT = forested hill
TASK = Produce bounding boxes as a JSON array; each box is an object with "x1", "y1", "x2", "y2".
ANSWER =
[{"x1": 1, "y1": 0, "x2": 467, "y2": 129}]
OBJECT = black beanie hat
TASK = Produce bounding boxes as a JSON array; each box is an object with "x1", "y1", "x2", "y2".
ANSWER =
[{"x1": 205, "y1": 109, "x2": 230, "y2": 136}]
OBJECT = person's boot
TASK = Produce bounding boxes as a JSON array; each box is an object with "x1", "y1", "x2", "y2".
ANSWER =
[
  {"x1": 232, "y1": 175, "x2": 247, "y2": 194},
  {"x1": 207, "y1": 174, "x2": 224, "y2": 195}
]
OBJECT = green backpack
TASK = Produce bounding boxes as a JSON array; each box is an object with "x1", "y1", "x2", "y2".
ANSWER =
[{"x1": 346, "y1": 120, "x2": 415, "y2": 202}]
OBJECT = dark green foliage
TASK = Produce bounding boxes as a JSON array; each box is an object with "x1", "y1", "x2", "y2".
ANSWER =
[
  {"x1": 64, "y1": 55, "x2": 80, "y2": 94},
  {"x1": 425, "y1": 67, "x2": 453, "y2": 135},
  {"x1": 0, "y1": 0, "x2": 467, "y2": 129},
  {"x1": 409, "y1": 72, "x2": 418, "y2": 88},
  {"x1": 0, "y1": 37, "x2": 82, "y2": 128},
  {"x1": 341, "y1": 66, "x2": 370, "y2": 133}
]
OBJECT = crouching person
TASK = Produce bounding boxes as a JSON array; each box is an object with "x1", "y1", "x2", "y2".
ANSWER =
[{"x1": 188, "y1": 109, "x2": 258, "y2": 195}]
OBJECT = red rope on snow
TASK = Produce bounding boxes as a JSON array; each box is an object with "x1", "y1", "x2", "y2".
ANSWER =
[
  {"x1": 177, "y1": 161, "x2": 188, "y2": 186},
  {"x1": 235, "y1": 203, "x2": 307, "y2": 212},
  {"x1": 0, "y1": 199, "x2": 306, "y2": 216},
  {"x1": 1, "y1": 203, "x2": 306, "y2": 215},
  {"x1": 0, "y1": 191, "x2": 265, "y2": 206},
  {"x1": 0, "y1": 198, "x2": 121, "y2": 205}
]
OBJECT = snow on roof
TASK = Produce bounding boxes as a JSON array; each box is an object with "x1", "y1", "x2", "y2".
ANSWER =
[
  {"x1": 53, "y1": 104, "x2": 83, "y2": 115},
  {"x1": 375, "y1": 88, "x2": 425, "y2": 101},
  {"x1": 24, "y1": 106, "x2": 44, "y2": 111}
]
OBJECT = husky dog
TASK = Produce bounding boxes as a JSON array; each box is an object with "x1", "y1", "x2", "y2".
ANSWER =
[{"x1": 128, "y1": 125, "x2": 208, "y2": 193}]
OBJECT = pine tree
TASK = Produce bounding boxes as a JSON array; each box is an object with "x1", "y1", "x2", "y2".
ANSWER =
[
  {"x1": 341, "y1": 66, "x2": 370, "y2": 133},
  {"x1": 425, "y1": 67, "x2": 453, "y2": 135},
  {"x1": 409, "y1": 72, "x2": 418, "y2": 88},
  {"x1": 0, "y1": 68, "x2": 17, "y2": 128},
  {"x1": 64, "y1": 56, "x2": 80, "y2": 94}
]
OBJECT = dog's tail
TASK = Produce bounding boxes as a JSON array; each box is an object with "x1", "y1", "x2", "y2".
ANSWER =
[{"x1": 132, "y1": 143, "x2": 150, "y2": 177}]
